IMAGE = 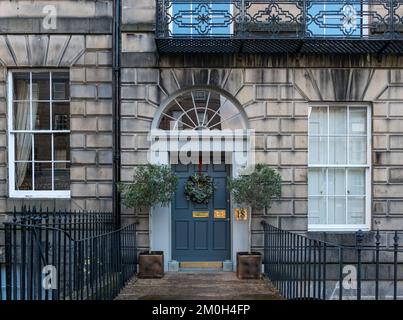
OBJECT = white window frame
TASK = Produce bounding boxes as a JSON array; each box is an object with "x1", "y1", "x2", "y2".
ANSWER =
[
  {"x1": 308, "y1": 103, "x2": 371, "y2": 232},
  {"x1": 7, "y1": 70, "x2": 71, "y2": 199}
]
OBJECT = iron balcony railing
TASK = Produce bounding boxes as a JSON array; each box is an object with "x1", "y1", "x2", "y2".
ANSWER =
[
  {"x1": 261, "y1": 221, "x2": 403, "y2": 300},
  {"x1": 0, "y1": 207, "x2": 138, "y2": 300},
  {"x1": 156, "y1": 0, "x2": 403, "y2": 54}
]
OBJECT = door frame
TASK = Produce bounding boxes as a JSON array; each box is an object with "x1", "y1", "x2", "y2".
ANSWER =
[
  {"x1": 171, "y1": 162, "x2": 232, "y2": 262},
  {"x1": 149, "y1": 149, "x2": 250, "y2": 271}
]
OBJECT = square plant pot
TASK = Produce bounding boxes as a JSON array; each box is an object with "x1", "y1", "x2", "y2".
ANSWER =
[
  {"x1": 236, "y1": 252, "x2": 262, "y2": 280},
  {"x1": 138, "y1": 251, "x2": 164, "y2": 279}
]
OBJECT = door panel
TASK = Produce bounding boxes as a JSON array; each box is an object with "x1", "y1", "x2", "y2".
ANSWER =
[
  {"x1": 175, "y1": 178, "x2": 189, "y2": 209},
  {"x1": 175, "y1": 221, "x2": 189, "y2": 249},
  {"x1": 213, "y1": 221, "x2": 227, "y2": 250},
  {"x1": 213, "y1": 177, "x2": 227, "y2": 208},
  {"x1": 194, "y1": 221, "x2": 208, "y2": 249},
  {"x1": 172, "y1": 164, "x2": 230, "y2": 261}
]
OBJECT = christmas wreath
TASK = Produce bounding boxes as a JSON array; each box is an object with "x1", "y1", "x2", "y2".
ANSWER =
[{"x1": 184, "y1": 173, "x2": 215, "y2": 204}]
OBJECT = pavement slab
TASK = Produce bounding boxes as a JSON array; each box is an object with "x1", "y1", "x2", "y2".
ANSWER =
[{"x1": 116, "y1": 272, "x2": 283, "y2": 300}]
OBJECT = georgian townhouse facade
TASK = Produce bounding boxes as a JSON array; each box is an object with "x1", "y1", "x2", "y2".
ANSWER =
[
  {"x1": 1, "y1": 0, "x2": 403, "y2": 271},
  {"x1": 0, "y1": 1, "x2": 117, "y2": 236}
]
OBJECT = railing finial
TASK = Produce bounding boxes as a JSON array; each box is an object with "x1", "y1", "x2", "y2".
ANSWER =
[{"x1": 356, "y1": 229, "x2": 364, "y2": 245}]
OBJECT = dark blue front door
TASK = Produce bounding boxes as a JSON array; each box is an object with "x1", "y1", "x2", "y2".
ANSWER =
[{"x1": 172, "y1": 164, "x2": 230, "y2": 261}]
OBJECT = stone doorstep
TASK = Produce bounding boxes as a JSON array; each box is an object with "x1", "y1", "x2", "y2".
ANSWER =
[{"x1": 168, "y1": 260, "x2": 233, "y2": 272}]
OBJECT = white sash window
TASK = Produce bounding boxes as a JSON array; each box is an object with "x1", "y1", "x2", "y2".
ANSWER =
[
  {"x1": 308, "y1": 105, "x2": 371, "y2": 231},
  {"x1": 8, "y1": 71, "x2": 70, "y2": 198}
]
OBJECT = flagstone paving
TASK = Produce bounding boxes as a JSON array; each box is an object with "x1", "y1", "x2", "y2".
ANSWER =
[{"x1": 116, "y1": 272, "x2": 283, "y2": 300}]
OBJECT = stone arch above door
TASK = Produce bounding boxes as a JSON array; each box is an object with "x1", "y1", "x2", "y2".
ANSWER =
[{"x1": 151, "y1": 86, "x2": 249, "y2": 131}]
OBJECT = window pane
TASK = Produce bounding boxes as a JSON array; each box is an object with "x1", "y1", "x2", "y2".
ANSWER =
[
  {"x1": 218, "y1": 114, "x2": 243, "y2": 130},
  {"x1": 207, "y1": 3, "x2": 232, "y2": 35},
  {"x1": 217, "y1": 99, "x2": 239, "y2": 122},
  {"x1": 348, "y1": 169, "x2": 365, "y2": 196},
  {"x1": 329, "y1": 107, "x2": 347, "y2": 135},
  {"x1": 347, "y1": 197, "x2": 365, "y2": 224},
  {"x1": 309, "y1": 107, "x2": 327, "y2": 135},
  {"x1": 52, "y1": 72, "x2": 70, "y2": 100},
  {"x1": 13, "y1": 102, "x2": 30, "y2": 130},
  {"x1": 172, "y1": 3, "x2": 192, "y2": 35},
  {"x1": 15, "y1": 162, "x2": 32, "y2": 190},
  {"x1": 14, "y1": 134, "x2": 32, "y2": 161},
  {"x1": 328, "y1": 196, "x2": 346, "y2": 224},
  {"x1": 329, "y1": 136, "x2": 347, "y2": 164},
  {"x1": 308, "y1": 169, "x2": 326, "y2": 196},
  {"x1": 32, "y1": 102, "x2": 50, "y2": 130},
  {"x1": 34, "y1": 134, "x2": 52, "y2": 161},
  {"x1": 349, "y1": 108, "x2": 367, "y2": 135},
  {"x1": 34, "y1": 162, "x2": 52, "y2": 190},
  {"x1": 328, "y1": 168, "x2": 345, "y2": 196},
  {"x1": 308, "y1": 3, "x2": 363, "y2": 36},
  {"x1": 54, "y1": 134, "x2": 70, "y2": 161},
  {"x1": 308, "y1": 197, "x2": 326, "y2": 224},
  {"x1": 349, "y1": 137, "x2": 367, "y2": 164},
  {"x1": 54, "y1": 162, "x2": 70, "y2": 190},
  {"x1": 309, "y1": 136, "x2": 328, "y2": 164},
  {"x1": 32, "y1": 72, "x2": 50, "y2": 100},
  {"x1": 13, "y1": 73, "x2": 30, "y2": 101},
  {"x1": 52, "y1": 103, "x2": 70, "y2": 130}
]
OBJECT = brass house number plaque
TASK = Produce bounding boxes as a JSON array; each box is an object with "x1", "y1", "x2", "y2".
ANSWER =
[
  {"x1": 235, "y1": 208, "x2": 248, "y2": 221},
  {"x1": 193, "y1": 211, "x2": 209, "y2": 218},
  {"x1": 214, "y1": 210, "x2": 226, "y2": 219}
]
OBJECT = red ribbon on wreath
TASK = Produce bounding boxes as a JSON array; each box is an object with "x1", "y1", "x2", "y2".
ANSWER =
[{"x1": 198, "y1": 156, "x2": 202, "y2": 176}]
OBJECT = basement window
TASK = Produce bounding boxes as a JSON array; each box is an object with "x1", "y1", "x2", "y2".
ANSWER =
[
  {"x1": 308, "y1": 105, "x2": 371, "y2": 232},
  {"x1": 8, "y1": 71, "x2": 70, "y2": 198}
]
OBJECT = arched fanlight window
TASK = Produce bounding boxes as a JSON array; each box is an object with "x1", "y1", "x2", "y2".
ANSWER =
[{"x1": 157, "y1": 88, "x2": 247, "y2": 131}]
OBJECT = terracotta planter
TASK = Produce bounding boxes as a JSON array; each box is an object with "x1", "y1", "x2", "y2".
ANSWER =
[
  {"x1": 236, "y1": 252, "x2": 262, "y2": 279},
  {"x1": 138, "y1": 251, "x2": 164, "y2": 278}
]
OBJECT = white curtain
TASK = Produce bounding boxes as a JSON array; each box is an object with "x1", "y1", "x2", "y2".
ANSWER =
[{"x1": 15, "y1": 79, "x2": 38, "y2": 189}]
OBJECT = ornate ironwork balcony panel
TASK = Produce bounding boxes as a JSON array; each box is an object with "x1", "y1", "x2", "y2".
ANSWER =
[{"x1": 155, "y1": 0, "x2": 403, "y2": 54}]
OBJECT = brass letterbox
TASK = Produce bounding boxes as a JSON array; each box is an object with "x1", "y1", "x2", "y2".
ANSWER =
[{"x1": 192, "y1": 211, "x2": 209, "y2": 218}]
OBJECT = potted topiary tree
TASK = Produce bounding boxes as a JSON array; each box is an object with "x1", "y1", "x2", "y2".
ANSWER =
[
  {"x1": 228, "y1": 164, "x2": 281, "y2": 279},
  {"x1": 119, "y1": 164, "x2": 178, "y2": 278}
]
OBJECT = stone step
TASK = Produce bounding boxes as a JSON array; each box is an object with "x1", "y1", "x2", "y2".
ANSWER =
[{"x1": 115, "y1": 272, "x2": 283, "y2": 300}]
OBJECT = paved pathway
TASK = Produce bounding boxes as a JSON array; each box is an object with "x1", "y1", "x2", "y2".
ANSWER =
[{"x1": 116, "y1": 272, "x2": 283, "y2": 300}]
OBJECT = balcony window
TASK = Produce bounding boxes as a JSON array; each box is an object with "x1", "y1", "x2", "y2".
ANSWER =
[
  {"x1": 170, "y1": 1, "x2": 233, "y2": 36},
  {"x1": 308, "y1": 2, "x2": 363, "y2": 36},
  {"x1": 156, "y1": 1, "x2": 403, "y2": 54}
]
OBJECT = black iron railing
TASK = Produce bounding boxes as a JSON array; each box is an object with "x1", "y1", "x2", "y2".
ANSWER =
[
  {"x1": 261, "y1": 221, "x2": 403, "y2": 300},
  {"x1": 0, "y1": 208, "x2": 137, "y2": 300},
  {"x1": 156, "y1": 0, "x2": 403, "y2": 54}
]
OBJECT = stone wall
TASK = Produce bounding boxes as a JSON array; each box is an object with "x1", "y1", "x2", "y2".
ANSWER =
[
  {"x1": 0, "y1": 1, "x2": 114, "y2": 218},
  {"x1": 0, "y1": 0, "x2": 402, "y2": 255},
  {"x1": 121, "y1": 0, "x2": 403, "y2": 252},
  {"x1": 118, "y1": 64, "x2": 403, "y2": 248},
  {"x1": 0, "y1": 0, "x2": 112, "y2": 34}
]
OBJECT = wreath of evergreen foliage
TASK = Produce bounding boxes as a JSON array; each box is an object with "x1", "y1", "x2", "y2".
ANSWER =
[{"x1": 184, "y1": 173, "x2": 215, "y2": 204}]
